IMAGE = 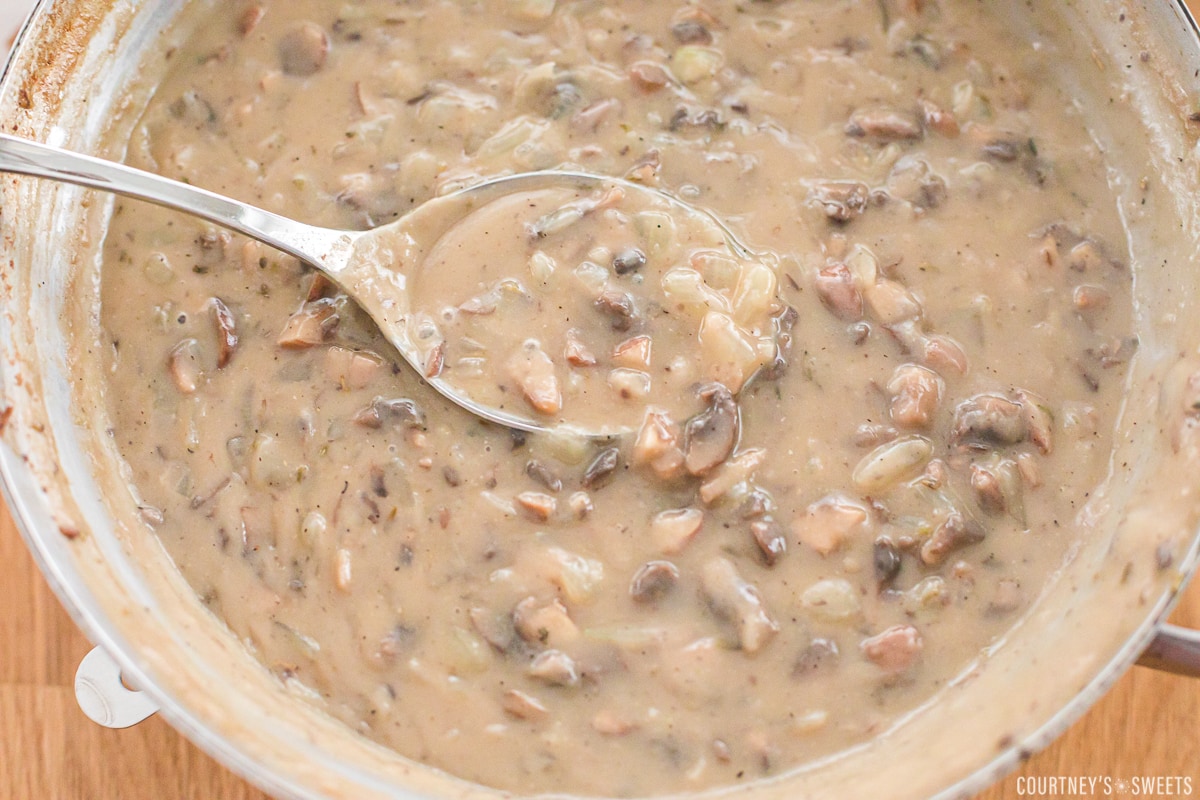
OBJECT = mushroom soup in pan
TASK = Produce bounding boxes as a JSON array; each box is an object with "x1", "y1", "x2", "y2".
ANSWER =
[{"x1": 100, "y1": 0, "x2": 1139, "y2": 794}]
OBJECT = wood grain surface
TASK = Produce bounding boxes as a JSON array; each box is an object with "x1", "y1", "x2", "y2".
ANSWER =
[{"x1": 3, "y1": 4, "x2": 1200, "y2": 799}]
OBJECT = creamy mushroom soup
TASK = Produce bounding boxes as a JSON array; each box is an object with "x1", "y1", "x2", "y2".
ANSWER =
[{"x1": 100, "y1": 0, "x2": 1137, "y2": 794}]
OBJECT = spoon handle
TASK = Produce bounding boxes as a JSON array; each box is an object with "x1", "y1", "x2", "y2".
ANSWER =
[{"x1": 0, "y1": 133, "x2": 352, "y2": 271}]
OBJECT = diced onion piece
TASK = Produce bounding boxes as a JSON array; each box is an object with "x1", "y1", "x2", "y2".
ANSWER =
[
  {"x1": 442, "y1": 626, "x2": 492, "y2": 676},
  {"x1": 510, "y1": 0, "x2": 556, "y2": 21},
  {"x1": 541, "y1": 546, "x2": 604, "y2": 604},
  {"x1": 731, "y1": 261, "x2": 778, "y2": 328},
  {"x1": 693, "y1": 251, "x2": 741, "y2": 291},
  {"x1": 672, "y1": 46, "x2": 723, "y2": 84},
  {"x1": 845, "y1": 245, "x2": 878, "y2": 286},
  {"x1": 632, "y1": 408, "x2": 680, "y2": 465},
  {"x1": 851, "y1": 435, "x2": 932, "y2": 493},
  {"x1": 698, "y1": 311, "x2": 763, "y2": 393},
  {"x1": 700, "y1": 557, "x2": 778, "y2": 653},
  {"x1": 529, "y1": 250, "x2": 557, "y2": 284},
  {"x1": 699, "y1": 448, "x2": 766, "y2": 504},
  {"x1": 476, "y1": 117, "x2": 546, "y2": 160},
  {"x1": 662, "y1": 267, "x2": 730, "y2": 315},
  {"x1": 325, "y1": 346, "x2": 384, "y2": 390},
  {"x1": 651, "y1": 507, "x2": 704, "y2": 555},
  {"x1": 801, "y1": 578, "x2": 861, "y2": 621},
  {"x1": 612, "y1": 336, "x2": 652, "y2": 370},
  {"x1": 634, "y1": 210, "x2": 678, "y2": 262},
  {"x1": 608, "y1": 368, "x2": 651, "y2": 400},
  {"x1": 573, "y1": 260, "x2": 609, "y2": 295}
]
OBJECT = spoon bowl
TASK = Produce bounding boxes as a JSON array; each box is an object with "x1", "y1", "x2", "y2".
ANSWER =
[{"x1": 0, "y1": 133, "x2": 780, "y2": 436}]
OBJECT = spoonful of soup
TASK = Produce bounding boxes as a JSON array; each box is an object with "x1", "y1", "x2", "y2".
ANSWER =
[{"x1": 0, "y1": 133, "x2": 784, "y2": 435}]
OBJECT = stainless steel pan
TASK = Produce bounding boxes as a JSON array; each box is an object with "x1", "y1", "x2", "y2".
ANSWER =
[{"x1": 1, "y1": 1, "x2": 1198, "y2": 798}]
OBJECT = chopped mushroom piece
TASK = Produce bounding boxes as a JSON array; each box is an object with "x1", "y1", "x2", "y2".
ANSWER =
[
  {"x1": 508, "y1": 340, "x2": 562, "y2": 416},
  {"x1": 950, "y1": 394, "x2": 1027, "y2": 449},
  {"x1": 683, "y1": 384, "x2": 739, "y2": 475},
  {"x1": 631, "y1": 408, "x2": 682, "y2": 466},
  {"x1": 918, "y1": 98, "x2": 959, "y2": 137},
  {"x1": 592, "y1": 710, "x2": 638, "y2": 735},
  {"x1": 814, "y1": 263, "x2": 864, "y2": 321},
  {"x1": 208, "y1": 297, "x2": 238, "y2": 368},
  {"x1": 612, "y1": 247, "x2": 647, "y2": 275},
  {"x1": 920, "y1": 512, "x2": 985, "y2": 565},
  {"x1": 793, "y1": 494, "x2": 870, "y2": 555},
  {"x1": 524, "y1": 459, "x2": 564, "y2": 492},
  {"x1": 920, "y1": 333, "x2": 969, "y2": 375},
  {"x1": 988, "y1": 578, "x2": 1024, "y2": 615},
  {"x1": 239, "y1": 4, "x2": 266, "y2": 35},
  {"x1": 278, "y1": 298, "x2": 338, "y2": 349},
  {"x1": 581, "y1": 446, "x2": 621, "y2": 489},
  {"x1": 515, "y1": 491, "x2": 557, "y2": 521},
  {"x1": 527, "y1": 649, "x2": 580, "y2": 687},
  {"x1": 513, "y1": 596, "x2": 580, "y2": 647},
  {"x1": 629, "y1": 61, "x2": 672, "y2": 92},
  {"x1": 1014, "y1": 389, "x2": 1054, "y2": 454},
  {"x1": 793, "y1": 638, "x2": 840, "y2": 676},
  {"x1": 845, "y1": 107, "x2": 923, "y2": 141},
  {"x1": 279, "y1": 21, "x2": 330, "y2": 76},
  {"x1": 629, "y1": 560, "x2": 680, "y2": 602},
  {"x1": 594, "y1": 289, "x2": 639, "y2": 331},
  {"x1": 886, "y1": 156, "x2": 947, "y2": 208},
  {"x1": 700, "y1": 556, "x2": 779, "y2": 653},
  {"x1": 567, "y1": 491, "x2": 594, "y2": 519},
  {"x1": 886, "y1": 363, "x2": 944, "y2": 429},
  {"x1": 873, "y1": 538, "x2": 903, "y2": 586},
  {"x1": 352, "y1": 397, "x2": 425, "y2": 429},
  {"x1": 564, "y1": 329, "x2": 598, "y2": 367},
  {"x1": 971, "y1": 456, "x2": 1025, "y2": 522},
  {"x1": 671, "y1": 18, "x2": 713, "y2": 45},
  {"x1": 502, "y1": 689, "x2": 550, "y2": 720},
  {"x1": 749, "y1": 519, "x2": 787, "y2": 565},
  {"x1": 808, "y1": 181, "x2": 870, "y2": 223},
  {"x1": 861, "y1": 625, "x2": 923, "y2": 674},
  {"x1": 469, "y1": 607, "x2": 516, "y2": 653},
  {"x1": 167, "y1": 339, "x2": 203, "y2": 394}
]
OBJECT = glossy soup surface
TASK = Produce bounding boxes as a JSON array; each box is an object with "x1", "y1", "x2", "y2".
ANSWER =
[{"x1": 100, "y1": 0, "x2": 1135, "y2": 794}]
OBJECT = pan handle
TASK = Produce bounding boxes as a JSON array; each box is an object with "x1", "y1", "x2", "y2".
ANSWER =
[
  {"x1": 1137, "y1": 623, "x2": 1200, "y2": 678},
  {"x1": 74, "y1": 646, "x2": 158, "y2": 728}
]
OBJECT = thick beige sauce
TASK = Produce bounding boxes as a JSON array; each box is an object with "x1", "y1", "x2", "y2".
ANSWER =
[
  {"x1": 100, "y1": 1, "x2": 1135, "y2": 795},
  {"x1": 356, "y1": 176, "x2": 781, "y2": 433}
]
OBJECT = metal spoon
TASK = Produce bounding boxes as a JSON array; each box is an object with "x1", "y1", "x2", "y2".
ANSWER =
[{"x1": 0, "y1": 132, "x2": 761, "y2": 435}]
